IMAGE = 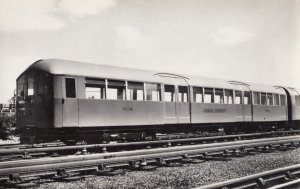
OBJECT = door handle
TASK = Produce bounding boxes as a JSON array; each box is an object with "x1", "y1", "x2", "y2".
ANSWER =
[{"x1": 62, "y1": 98, "x2": 65, "y2": 104}]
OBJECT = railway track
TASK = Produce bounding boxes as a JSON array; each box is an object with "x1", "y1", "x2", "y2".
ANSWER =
[
  {"x1": 0, "y1": 141, "x2": 64, "y2": 150},
  {"x1": 193, "y1": 164, "x2": 300, "y2": 189},
  {"x1": 1, "y1": 135, "x2": 299, "y2": 188},
  {"x1": 1, "y1": 130, "x2": 299, "y2": 161}
]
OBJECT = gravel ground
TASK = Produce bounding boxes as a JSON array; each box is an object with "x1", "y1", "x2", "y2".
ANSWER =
[{"x1": 39, "y1": 148, "x2": 300, "y2": 189}]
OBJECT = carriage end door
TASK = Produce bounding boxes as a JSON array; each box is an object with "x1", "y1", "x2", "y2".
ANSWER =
[{"x1": 62, "y1": 77, "x2": 79, "y2": 127}]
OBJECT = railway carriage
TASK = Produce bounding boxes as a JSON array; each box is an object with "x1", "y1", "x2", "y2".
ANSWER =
[{"x1": 16, "y1": 59, "x2": 300, "y2": 144}]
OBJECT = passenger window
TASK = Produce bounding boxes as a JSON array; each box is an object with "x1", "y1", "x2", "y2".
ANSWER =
[
  {"x1": 107, "y1": 80, "x2": 125, "y2": 100},
  {"x1": 253, "y1": 92, "x2": 260, "y2": 105},
  {"x1": 65, "y1": 78, "x2": 76, "y2": 98},
  {"x1": 215, "y1": 89, "x2": 224, "y2": 103},
  {"x1": 146, "y1": 83, "x2": 161, "y2": 101},
  {"x1": 235, "y1": 91, "x2": 242, "y2": 104},
  {"x1": 274, "y1": 94, "x2": 280, "y2": 106},
  {"x1": 244, "y1": 91, "x2": 251, "y2": 104},
  {"x1": 37, "y1": 72, "x2": 51, "y2": 95},
  {"x1": 204, "y1": 88, "x2": 214, "y2": 103},
  {"x1": 28, "y1": 75, "x2": 34, "y2": 96},
  {"x1": 224, "y1": 89, "x2": 233, "y2": 104},
  {"x1": 17, "y1": 75, "x2": 26, "y2": 100},
  {"x1": 85, "y1": 78, "x2": 105, "y2": 99},
  {"x1": 267, "y1": 93, "x2": 273, "y2": 105},
  {"x1": 178, "y1": 86, "x2": 188, "y2": 102},
  {"x1": 294, "y1": 95, "x2": 300, "y2": 106},
  {"x1": 261, "y1": 93, "x2": 266, "y2": 105},
  {"x1": 164, "y1": 85, "x2": 175, "y2": 102},
  {"x1": 193, "y1": 87, "x2": 203, "y2": 103},
  {"x1": 127, "y1": 82, "x2": 144, "y2": 101},
  {"x1": 280, "y1": 95, "x2": 286, "y2": 106}
]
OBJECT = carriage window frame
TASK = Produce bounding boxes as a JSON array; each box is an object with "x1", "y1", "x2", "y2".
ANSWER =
[
  {"x1": 178, "y1": 86, "x2": 188, "y2": 102},
  {"x1": 224, "y1": 89, "x2": 233, "y2": 104},
  {"x1": 204, "y1": 88, "x2": 214, "y2": 103},
  {"x1": 106, "y1": 79, "x2": 126, "y2": 100},
  {"x1": 27, "y1": 76, "x2": 35, "y2": 97},
  {"x1": 214, "y1": 88, "x2": 224, "y2": 104},
  {"x1": 234, "y1": 90, "x2": 242, "y2": 104},
  {"x1": 17, "y1": 74, "x2": 27, "y2": 101},
  {"x1": 243, "y1": 91, "x2": 251, "y2": 105},
  {"x1": 253, "y1": 92, "x2": 260, "y2": 105},
  {"x1": 261, "y1": 93, "x2": 266, "y2": 105},
  {"x1": 127, "y1": 81, "x2": 144, "y2": 101},
  {"x1": 274, "y1": 94, "x2": 280, "y2": 106},
  {"x1": 65, "y1": 78, "x2": 76, "y2": 98},
  {"x1": 267, "y1": 93, "x2": 273, "y2": 106},
  {"x1": 280, "y1": 94, "x2": 286, "y2": 106},
  {"x1": 164, "y1": 85, "x2": 175, "y2": 102},
  {"x1": 85, "y1": 78, "x2": 106, "y2": 100},
  {"x1": 295, "y1": 95, "x2": 300, "y2": 106},
  {"x1": 145, "y1": 83, "x2": 161, "y2": 101},
  {"x1": 193, "y1": 86, "x2": 203, "y2": 103}
]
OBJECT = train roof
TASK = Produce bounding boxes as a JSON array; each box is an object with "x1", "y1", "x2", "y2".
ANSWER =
[{"x1": 21, "y1": 59, "x2": 287, "y2": 94}]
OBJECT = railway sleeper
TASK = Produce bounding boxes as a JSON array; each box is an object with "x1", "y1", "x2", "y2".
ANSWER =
[
  {"x1": 285, "y1": 171, "x2": 297, "y2": 181},
  {"x1": 126, "y1": 160, "x2": 157, "y2": 171},
  {"x1": 256, "y1": 177, "x2": 268, "y2": 187},
  {"x1": 95, "y1": 164, "x2": 123, "y2": 176},
  {"x1": 22, "y1": 152, "x2": 32, "y2": 159},
  {"x1": 181, "y1": 155, "x2": 206, "y2": 164},
  {"x1": 201, "y1": 152, "x2": 232, "y2": 161},
  {"x1": 52, "y1": 169, "x2": 84, "y2": 182},
  {"x1": 261, "y1": 145, "x2": 275, "y2": 153},
  {"x1": 155, "y1": 157, "x2": 167, "y2": 166},
  {"x1": 202, "y1": 155, "x2": 232, "y2": 161},
  {"x1": 4, "y1": 174, "x2": 39, "y2": 188},
  {"x1": 53, "y1": 169, "x2": 69, "y2": 180},
  {"x1": 96, "y1": 164, "x2": 126, "y2": 176}
]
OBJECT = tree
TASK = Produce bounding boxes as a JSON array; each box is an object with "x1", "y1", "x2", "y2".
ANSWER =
[
  {"x1": 8, "y1": 90, "x2": 16, "y2": 106},
  {"x1": 0, "y1": 113, "x2": 16, "y2": 139},
  {"x1": 0, "y1": 92, "x2": 17, "y2": 140}
]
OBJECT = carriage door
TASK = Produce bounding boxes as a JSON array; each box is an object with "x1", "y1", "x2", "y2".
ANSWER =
[
  {"x1": 62, "y1": 77, "x2": 79, "y2": 127},
  {"x1": 234, "y1": 88, "x2": 252, "y2": 122},
  {"x1": 164, "y1": 84, "x2": 177, "y2": 124},
  {"x1": 160, "y1": 75, "x2": 190, "y2": 124},
  {"x1": 175, "y1": 79, "x2": 190, "y2": 124}
]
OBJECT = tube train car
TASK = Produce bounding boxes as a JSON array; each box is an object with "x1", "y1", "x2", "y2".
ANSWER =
[{"x1": 16, "y1": 59, "x2": 300, "y2": 144}]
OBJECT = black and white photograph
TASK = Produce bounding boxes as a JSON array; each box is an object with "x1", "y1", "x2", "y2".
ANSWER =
[{"x1": 0, "y1": 0, "x2": 299, "y2": 188}]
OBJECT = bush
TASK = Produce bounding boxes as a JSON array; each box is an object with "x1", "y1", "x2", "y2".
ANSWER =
[{"x1": 0, "y1": 113, "x2": 16, "y2": 140}]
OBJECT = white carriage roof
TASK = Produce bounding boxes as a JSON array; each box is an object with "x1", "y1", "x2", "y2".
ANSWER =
[{"x1": 23, "y1": 59, "x2": 287, "y2": 94}]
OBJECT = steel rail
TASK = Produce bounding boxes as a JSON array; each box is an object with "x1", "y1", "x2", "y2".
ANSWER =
[
  {"x1": 0, "y1": 136, "x2": 299, "y2": 170},
  {"x1": 0, "y1": 141, "x2": 64, "y2": 148},
  {"x1": 0, "y1": 131, "x2": 299, "y2": 156},
  {"x1": 0, "y1": 136, "x2": 299, "y2": 179},
  {"x1": 268, "y1": 178, "x2": 300, "y2": 189},
  {"x1": 0, "y1": 130, "x2": 298, "y2": 151},
  {"x1": 192, "y1": 164, "x2": 300, "y2": 189}
]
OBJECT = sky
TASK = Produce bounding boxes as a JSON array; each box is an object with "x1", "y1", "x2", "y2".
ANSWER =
[{"x1": 0, "y1": 0, "x2": 299, "y2": 103}]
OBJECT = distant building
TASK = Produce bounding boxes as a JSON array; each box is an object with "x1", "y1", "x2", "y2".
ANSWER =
[{"x1": 0, "y1": 104, "x2": 16, "y2": 114}]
